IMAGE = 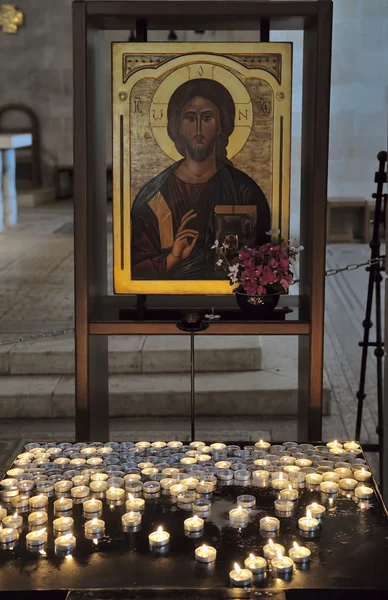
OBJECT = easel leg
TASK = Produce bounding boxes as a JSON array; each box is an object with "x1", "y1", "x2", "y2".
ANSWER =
[
  {"x1": 190, "y1": 332, "x2": 195, "y2": 442},
  {"x1": 374, "y1": 267, "x2": 384, "y2": 488}
]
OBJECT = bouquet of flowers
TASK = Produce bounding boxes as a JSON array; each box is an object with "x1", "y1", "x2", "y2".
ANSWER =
[{"x1": 212, "y1": 234, "x2": 303, "y2": 297}]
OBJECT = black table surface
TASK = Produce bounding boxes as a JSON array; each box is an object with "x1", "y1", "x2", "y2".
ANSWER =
[{"x1": 1, "y1": 444, "x2": 388, "y2": 599}]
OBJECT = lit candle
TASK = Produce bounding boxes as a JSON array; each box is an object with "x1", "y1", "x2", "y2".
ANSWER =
[
  {"x1": 122, "y1": 511, "x2": 142, "y2": 530},
  {"x1": 320, "y1": 481, "x2": 339, "y2": 495},
  {"x1": 162, "y1": 468, "x2": 180, "y2": 476},
  {"x1": 279, "y1": 485, "x2": 299, "y2": 501},
  {"x1": 177, "y1": 490, "x2": 196, "y2": 505},
  {"x1": 29, "y1": 494, "x2": 48, "y2": 510},
  {"x1": 229, "y1": 505, "x2": 249, "y2": 526},
  {"x1": 354, "y1": 468, "x2": 372, "y2": 483},
  {"x1": 0, "y1": 527, "x2": 19, "y2": 543},
  {"x1": 195, "y1": 544, "x2": 217, "y2": 563},
  {"x1": 289, "y1": 541, "x2": 311, "y2": 564},
  {"x1": 255, "y1": 439, "x2": 271, "y2": 450},
  {"x1": 271, "y1": 550, "x2": 294, "y2": 576},
  {"x1": 149, "y1": 526, "x2": 170, "y2": 549},
  {"x1": 229, "y1": 562, "x2": 252, "y2": 587},
  {"x1": 106, "y1": 487, "x2": 125, "y2": 502},
  {"x1": 354, "y1": 485, "x2": 374, "y2": 500},
  {"x1": 253, "y1": 470, "x2": 270, "y2": 481},
  {"x1": 11, "y1": 495, "x2": 29, "y2": 511},
  {"x1": 160, "y1": 478, "x2": 178, "y2": 491},
  {"x1": 26, "y1": 528, "x2": 47, "y2": 547},
  {"x1": 72, "y1": 475, "x2": 90, "y2": 487},
  {"x1": 28, "y1": 511, "x2": 48, "y2": 527},
  {"x1": 55, "y1": 481, "x2": 73, "y2": 495},
  {"x1": 190, "y1": 441, "x2": 205, "y2": 449},
  {"x1": 263, "y1": 539, "x2": 285, "y2": 560},
  {"x1": 168, "y1": 440, "x2": 183, "y2": 448},
  {"x1": 305, "y1": 473, "x2": 323, "y2": 486},
  {"x1": 83, "y1": 498, "x2": 103, "y2": 514},
  {"x1": 143, "y1": 481, "x2": 161, "y2": 495},
  {"x1": 70, "y1": 458, "x2": 86, "y2": 466},
  {"x1": 169, "y1": 483, "x2": 188, "y2": 496},
  {"x1": 214, "y1": 461, "x2": 231, "y2": 470},
  {"x1": 272, "y1": 474, "x2": 288, "y2": 491},
  {"x1": 184, "y1": 515, "x2": 204, "y2": 533},
  {"x1": 210, "y1": 443, "x2": 226, "y2": 451},
  {"x1": 7, "y1": 468, "x2": 24, "y2": 478},
  {"x1": 135, "y1": 441, "x2": 151, "y2": 449},
  {"x1": 86, "y1": 457, "x2": 103, "y2": 466},
  {"x1": 196, "y1": 481, "x2": 214, "y2": 494},
  {"x1": 295, "y1": 459, "x2": 312, "y2": 468},
  {"x1": 322, "y1": 472, "x2": 340, "y2": 482},
  {"x1": 97, "y1": 446, "x2": 113, "y2": 455},
  {"x1": 71, "y1": 486, "x2": 90, "y2": 499},
  {"x1": 339, "y1": 478, "x2": 357, "y2": 491},
  {"x1": 53, "y1": 516, "x2": 74, "y2": 532},
  {"x1": 84, "y1": 518, "x2": 105, "y2": 536},
  {"x1": 54, "y1": 497, "x2": 73, "y2": 512},
  {"x1": 236, "y1": 495, "x2": 256, "y2": 509},
  {"x1": 335, "y1": 467, "x2": 352, "y2": 478},
  {"x1": 17, "y1": 480, "x2": 34, "y2": 494},
  {"x1": 91, "y1": 473, "x2": 109, "y2": 481},
  {"x1": 181, "y1": 478, "x2": 199, "y2": 490},
  {"x1": 180, "y1": 457, "x2": 197, "y2": 466},
  {"x1": 298, "y1": 509, "x2": 319, "y2": 533},
  {"x1": 3, "y1": 512, "x2": 23, "y2": 529},
  {"x1": 274, "y1": 498, "x2": 294, "y2": 514},
  {"x1": 326, "y1": 440, "x2": 343, "y2": 449},
  {"x1": 90, "y1": 481, "x2": 108, "y2": 494},
  {"x1": 54, "y1": 533, "x2": 76, "y2": 554},
  {"x1": 343, "y1": 441, "x2": 360, "y2": 451},
  {"x1": 244, "y1": 553, "x2": 267, "y2": 575},
  {"x1": 0, "y1": 507, "x2": 7, "y2": 521},
  {"x1": 126, "y1": 494, "x2": 145, "y2": 512},
  {"x1": 306, "y1": 502, "x2": 326, "y2": 519},
  {"x1": 141, "y1": 467, "x2": 158, "y2": 478},
  {"x1": 260, "y1": 516, "x2": 280, "y2": 532}
]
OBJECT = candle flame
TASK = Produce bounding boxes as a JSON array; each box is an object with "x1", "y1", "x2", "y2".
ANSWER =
[
  {"x1": 312, "y1": 502, "x2": 317, "y2": 508},
  {"x1": 109, "y1": 487, "x2": 116, "y2": 493},
  {"x1": 64, "y1": 518, "x2": 71, "y2": 524},
  {"x1": 63, "y1": 533, "x2": 73, "y2": 540},
  {"x1": 279, "y1": 473, "x2": 283, "y2": 480},
  {"x1": 37, "y1": 528, "x2": 46, "y2": 535},
  {"x1": 59, "y1": 497, "x2": 64, "y2": 504},
  {"x1": 237, "y1": 505, "x2": 243, "y2": 514},
  {"x1": 193, "y1": 515, "x2": 199, "y2": 522},
  {"x1": 288, "y1": 484, "x2": 292, "y2": 491},
  {"x1": 293, "y1": 542, "x2": 299, "y2": 550},
  {"x1": 129, "y1": 511, "x2": 134, "y2": 517},
  {"x1": 93, "y1": 538, "x2": 98, "y2": 544},
  {"x1": 36, "y1": 512, "x2": 43, "y2": 518},
  {"x1": 37, "y1": 494, "x2": 43, "y2": 500},
  {"x1": 128, "y1": 493, "x2": 134, "y2": 501},
  {"x1": 200, "y1": 480, "x2": 205, "y2": 486},
  {"x1": 157, "y1": 526, "x2": 163, "y2": 534},
  {"x1": 249, "y1": 553, "x2": 255, "y2": 560},
  {"x1": 265, "y1": 516, "x2": 270, "y2": 523},
  {"x1": 361, "y1": 468, "x2": 366, "y2": 474},
  {"x1": 91, "y1": 518, "x2": 98, "y2": 525},
  {"x1": 13, "y1": 512, "x2": 18, "y2": 518},
  {"x1": 306, "y1": 509, "x2": 312, "y2": 519},
  {"x1": 333, "y1": 440, "x2": 338, "y2": 446},
  {"x1": 276, "y1": 549, "x2": 283, "y2": 559},
  {"x1": 269, "y1": 539, "x2": 274, "y2": 548},
  {"x1": 234, "y1": 563, "x2": 241, "y2": 573},
  {"x1": 201, "y1": 544, "x2": 208, "y2": 551}
]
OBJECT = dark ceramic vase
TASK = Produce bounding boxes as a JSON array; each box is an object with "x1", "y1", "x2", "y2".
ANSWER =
[{"x1": 234, "y1": 287, "x2": 280, "y2": 318}]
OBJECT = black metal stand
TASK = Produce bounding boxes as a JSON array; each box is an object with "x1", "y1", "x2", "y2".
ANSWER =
[{"x1": 355, "y1": 151, "x2": 387, "y2": 487}]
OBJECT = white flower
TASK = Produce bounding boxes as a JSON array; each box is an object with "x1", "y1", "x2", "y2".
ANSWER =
[
  {"x1": 211, "y1": 240, "x2": 219, "y2": 249},
  {"x1": 216, "y1": 259, "x2": 223, "y2": 266},
  {"x1": 228, "y1": 264, "x2": 240, "y2": 274},
  {"x1": 266, "y1": 229, "x2": 281, "y2": 236}
]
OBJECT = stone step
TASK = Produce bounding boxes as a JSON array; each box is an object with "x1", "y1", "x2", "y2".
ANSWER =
[
  {"x1": 0, "y1": 370, "x2": 331, "y2": 419},
  {"x1": 0, "y1": 335, "x2": 262, "y2": 375}
]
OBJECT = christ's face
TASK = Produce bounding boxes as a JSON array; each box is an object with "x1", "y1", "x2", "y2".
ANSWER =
[{"x1": 180, "y1": 96, "x2": 220, "y2": 161}]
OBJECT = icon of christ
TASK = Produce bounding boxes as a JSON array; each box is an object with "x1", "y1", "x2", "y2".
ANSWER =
[{"x1": 131, "y1": 78, "x2": 271, "y2": 280}]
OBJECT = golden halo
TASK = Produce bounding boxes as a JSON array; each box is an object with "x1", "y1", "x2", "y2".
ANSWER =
[{"x1": 150, "y1": 61, "x2": 253, "y2": 161}]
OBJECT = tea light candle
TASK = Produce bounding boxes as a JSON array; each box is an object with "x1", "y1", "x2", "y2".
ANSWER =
[
  {"x1": 55, "y1": 481, "x2": 73, "y2": 495},
  {"x1": 106, "y1": 487, "x2": 125, "y2": 501},
  {"x1": 298, "y1": 509, "x2": 319, "y2": 532},
  {"x1": 91, "y1": 473, "x2": 109, "y2": 481},
  {"x1": 85, "y1": 517, "x2": 105, "y2": 536},
  {"x1": 71, "y1": 486, "x2": 90, "y2": 499},
  {"x1": 149, "y1": 526, "x2": 170, "y2": 549},
  {"x1": 1, "y1": 478, "x2": 18, "y2": 489},
  {"x1": 126, "y1": 494, "x2": 145, "y2": 512},
  {"x1": 283, "y1": 465, "x2": 300, "y2": 475},
  {"x1": 271, "y1": 551, "x2": 294, "y2": 576},
  {"x1": 272, "y1": 474, "x2": 288, "y2": 491},
  {"x1": 253, "y1": 470, "x2": 270, "y2": 481},
  {"x1": 70, "y1": 458, "x2": 86, "y2": 466},
  {"x1": 354, "y1": 468, "x2": 372, "y2": 483},
  {"x1": 210, "y1": 442, "x2": 226, "y2": 451},
  {"x1": 237, "y1": 494, "x2": 256, "y2": 509},
  {"x1": 322, "y1": 472, "x2": 340, "y2": 482},
  {"x1": 29, "y1": 494, "x2": 48, "y2": 509},
  {"x1": 3, "y1": 512, "x2": 23, "y2": 529},
  {"x1": 196, "y1": 481, "x2": 214, "y2": 494},
  {"x1": 320, "y1": 481, "x2": 339, "y2": 494},
  {"x1": 260, "y1": 516, "x2": 280, "y2": 532},
  {"x1": 355, "y1": 485, "x2": 374, "y2": 500},
  {"x1": 0, "y1": 527, "x2": 19, "y2": 543},
  {"x1": 195, "y1": 544, "x2": 217, "y2": 563},
  {"x1": 326, "y1": 440, "x2": 343, "y2": 449},
  {"x1": 229, "y1": 505, "x2": 249, "y2": 526},
  {"x1": 53, "y1": 516, "x2": 74, "y2": 532},
  {"x1": 229, "y1": 563, "x2": 252, "y2": 587},
  {"x1": 274, "y1": 498, "x2": 294, "y2": 514},
  {"x1": 83, "y1": 498, "x2": 103, "y2": 513},
  {"x1": 263, "y1": 539, "x2": 286, "y2": 560},
  {"x1": 184, "y1": 515, "x2": 204, "y2": 533},
  {"x1": 255, "y1": 440, "x2": 271, "y2": 450},
  {"x1": 289, "y1": 542, "x2": 311, "y2": 564},
  {"x1": 17, "y1": 480, "x2": 34, "y2": 494},
  {"x1": 214, "y1": 461, "x2": 231, "y2": 470},
  {"x1": 143, "y1": 481, "x2": 161, "y2": 494},
  {"x1": 305, "y1": 473, "x2": 323, "y2": 486},
  {"x1": 7, "y1": 468, "x2": 25, "y2": 478},
  {"x1": 162, "y1": 468, "x2": 180, "y2": 476},
  {"x1": 343, "y1": 441, "x2": 360, "y2": 451},
  {"x1": 192, "y1": 498, "x2": 211, "y2": 514},
  {"x1": 335, "y1": 467, "x2": 352, "y2": 478},
  {"x1": 86, "y1": 457, "x2": 103, "y2": 466},
  {"x1": 26, "y1": 528, "x2": 47, "y2": 547},
  {"x1": 244, "y1": 553, "x2": 266, "y2": 575},
  {"x1": 55, "y1": 533, "x2": 76, "y2": 554},
  {"x1": 170, "y1": 483, "x2": 188, "y2": 496},
  {"x1": 28, "y1": 511, "x2": 48, "y2": 527},
  {"x1": 180, "y1": 457, "x2": 197, "y2": 466},
  {"x1": 90, "y1": 481, "x2": 108, "y2": 494},
  {"x1": 217, "y1": 469, "x2": 233, "y2": 482},
  {"x1": 0, "y1": 507, "x2": 7, "y2": 521},
  {"x1": 339, "y1": 478, "x2": 358, "y2": 491},
  {"x1": 181, "y1": 478, "x2": 199, "y2": 490},
  {"x1": 279, "y1": 485, "x2": 299, "y2": 501},
  {"x1": 177, "y1": 490, "x2": 196, "y2": 505},
  {"x1": 54, "y1": 497, "x2": 73, "y2": 512},
  {"x1": 11, "y1": 495, "x2": 29, "y2": 511},
  {"x1": 306, "y1": 502, "x2": 326, "y2": 519},
  {"x1": 234, "y1": 470, "x2": 251, "y2": 483},
  {"x1": 72, "y1": 475, "x2": 89, "y2": 487},
  {"x1": 295, "y1": 459, "x2": 312, "y2": 468},
  {"x1": 160, "y1": 478, "x2": 178, "y2": 490},
  {"x1": 122, "y1": 511, "x2": 142, "y2": 530}
]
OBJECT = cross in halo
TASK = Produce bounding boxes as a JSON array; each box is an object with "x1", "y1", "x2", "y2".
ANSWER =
[{"x1": 0, "y1": 4, "x2": 23, "y2": 33}]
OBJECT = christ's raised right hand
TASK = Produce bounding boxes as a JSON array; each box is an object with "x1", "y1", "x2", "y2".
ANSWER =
[{"x1": 167, "y1": 210, "x2": 199, "y2": 270}]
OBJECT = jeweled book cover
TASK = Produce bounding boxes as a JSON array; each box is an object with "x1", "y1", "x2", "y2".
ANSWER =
[{"x1": 112, "y1": 42, "x2": 292, "y2": 294}]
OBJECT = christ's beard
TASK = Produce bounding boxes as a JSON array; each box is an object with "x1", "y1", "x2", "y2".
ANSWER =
[{"x1": 185, "y1": 137, "x2": 216, "y2": 162}]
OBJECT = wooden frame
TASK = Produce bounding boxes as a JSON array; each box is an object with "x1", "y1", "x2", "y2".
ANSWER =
[{"x1": 73, "y1": 0, "x2": 332, "y2": 442}]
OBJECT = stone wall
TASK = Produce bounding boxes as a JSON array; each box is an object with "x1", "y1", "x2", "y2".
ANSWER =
[{"x1": 0, "y1": 0, "x2": 387, "y2": 228}]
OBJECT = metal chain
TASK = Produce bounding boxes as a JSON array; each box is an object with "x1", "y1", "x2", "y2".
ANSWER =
[{"x1": 0, "y1": 255, "x2": 385, "y2": 346}]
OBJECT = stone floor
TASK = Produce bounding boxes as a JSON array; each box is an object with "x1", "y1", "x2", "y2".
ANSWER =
[{"x1": 0, "y1": 202, "x2": 384, "y2": 476}]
